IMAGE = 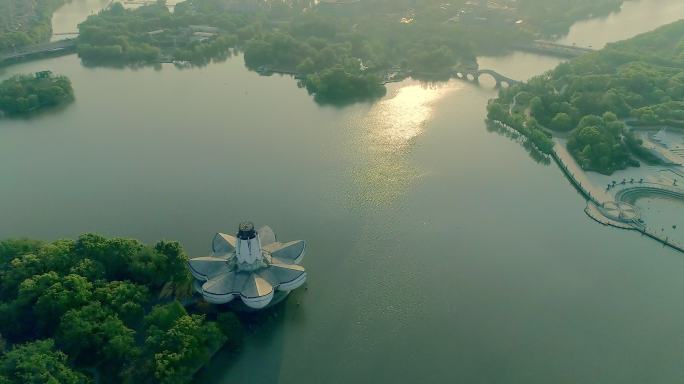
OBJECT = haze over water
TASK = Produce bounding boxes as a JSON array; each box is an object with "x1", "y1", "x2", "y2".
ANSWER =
[{"x1": 2, "y1": 1, "x2": 684, "y2": 383}]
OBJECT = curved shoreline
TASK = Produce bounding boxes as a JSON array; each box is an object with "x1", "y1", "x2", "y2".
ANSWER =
[
  {"x1": 488, "y1": 119, "x2": 684, "y2": 253},
  {"x1": 553, "y1": 144, "x2": 684, "y2": 253}
]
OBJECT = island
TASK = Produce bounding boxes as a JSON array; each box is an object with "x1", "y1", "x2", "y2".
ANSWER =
[
  {"x1": 0, "y1": 71, "x2": 74, "y2": 116},
  {"x1": 0, "y1": 234, "x2": 244, "y2": 384},
  {"x1": 73, "y1": 0, "x2": 628, "y2": 104}
]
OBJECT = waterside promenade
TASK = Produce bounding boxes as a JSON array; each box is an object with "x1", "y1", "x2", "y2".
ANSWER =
[
  {"x1": 552, "y1": 137, "x2": 684, "y2": 253},
  {"x1": 0, "y1": 39, "x2": 76, "y2": 66}
]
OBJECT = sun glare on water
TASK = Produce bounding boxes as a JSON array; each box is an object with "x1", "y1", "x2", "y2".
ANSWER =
[
  {"x1": 348, "y1": 82, "x2": 460, "y2": 207},
  {"x1": 371, "y1": 84, "x2": 454, "y2": 149}
]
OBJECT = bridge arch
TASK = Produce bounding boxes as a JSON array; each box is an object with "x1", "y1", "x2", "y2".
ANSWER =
[
  {"x1": 476, "y1": 69, "x2": 520, "y2": 88},
  {"x1": 454, "y1": 68, "x2": 520, "y2": 88}
]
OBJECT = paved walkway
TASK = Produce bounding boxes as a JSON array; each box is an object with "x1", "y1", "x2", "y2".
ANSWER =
[{"x1": 552, "y1": 138, "x2": 611, "y2": 203}]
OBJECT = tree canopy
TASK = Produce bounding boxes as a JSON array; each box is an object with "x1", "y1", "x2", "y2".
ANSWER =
[
  {"x1": 0, "y1": 235, "x2": 243, "y2": 384},
  {"x1": 0, "y1": 72, "x2": 74, "y2": 116},
  {"x1": 74, "y1": 0, "x2": 627, "y2": 104},
  {"x1": 0, "y1": 339, "x2": 88, "y2": 384}
]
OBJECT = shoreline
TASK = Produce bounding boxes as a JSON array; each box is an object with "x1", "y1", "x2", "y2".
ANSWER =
[
  {"x1": 554, "y1": 137, "x2": 684, "y2": 254},
  {"x1": 491, "y1": 119, "x2": 684, "y2": 253}
]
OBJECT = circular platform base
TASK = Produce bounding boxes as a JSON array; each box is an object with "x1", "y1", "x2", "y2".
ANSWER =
[{"x1": 223, "y1": 290, "x2": 291, "y2": 312}]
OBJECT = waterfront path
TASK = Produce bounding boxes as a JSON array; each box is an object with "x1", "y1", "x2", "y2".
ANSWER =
[
  {"x1": 552, "y1": 138, "x2": 611, "y2": 203},
  {"x1": 513, "y1": 40, "x2": 595, "y2": 58},
  {"x1": 0, "y1": 39, "x2": 76, "y2": 66},
  {"x1": 551, "y1": 137, "x2": 684, "y2": 253}
]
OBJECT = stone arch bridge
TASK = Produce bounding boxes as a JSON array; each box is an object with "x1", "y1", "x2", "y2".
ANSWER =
[{"x1": 455, "y1": 68, "x2": 520, "y2": 88}]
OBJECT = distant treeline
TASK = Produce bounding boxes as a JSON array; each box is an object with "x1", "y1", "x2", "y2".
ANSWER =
[{"x1": 75, "y1": 0, "x2": 626, "y2": 104}]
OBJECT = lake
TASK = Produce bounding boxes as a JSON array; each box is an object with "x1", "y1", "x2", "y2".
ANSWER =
[{"x1": 2, "y1": 1, "x2": 684, "y2": 383}]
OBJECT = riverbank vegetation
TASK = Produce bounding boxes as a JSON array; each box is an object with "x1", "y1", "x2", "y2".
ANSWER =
[
  {"x1": 75, "y1": 0, "x2": 625, "y2": 104},
  {"x1": 0, "y1": 0, "x2": 67, "y2": 53},
  {"x1": 0, "y1": 235, "x2": 243, "y2": 384},
  {"x1": 0, "y1": 71, "x2": 74, "y2": 116},
  {"x1": 488, "y1": 20, "x2": 684, "y2": 174}
]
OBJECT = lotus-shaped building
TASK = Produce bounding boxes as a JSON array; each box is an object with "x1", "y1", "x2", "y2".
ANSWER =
[{"x1": 188, "y1": 222, "x2": 307, "y2": 309}]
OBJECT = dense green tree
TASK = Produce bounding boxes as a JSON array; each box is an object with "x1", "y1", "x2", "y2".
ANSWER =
[
  {"x1": 0, "y1": 236, "x2": 240, "y2": 383},
  {"x1": 0, "y1": 239, "x2": 44, "y2": 266},
  {"x1": 0, "y1": 273, "x2": 94, "y2": 337},
  {"x1": 0, "y1": 339, "x2": 89, "y2": 384},
  {"x1": 57, "y1": 303, "x2": 137, "y2": 370},
  {"x1": 69, "y1": 258, "x2": 106, "y2": 282},
  {"x1": 26, "y1": 274, "x2": 92, "y2": 323},
  {"x1": 304, "y1": 65, "x2": 385, "y2": 103},
  {"x1": 94, "y1": 281, "x2": 149, "y2": 327},
  {"x1": 487, "y1": 100, "x2": 554, "y2": 155},
  {"x1": 567, "y1": 114, "x2": 636, "y2": 173},
  {"x1": 153, "y1": 241, "x2": 189, "y2": 284},
  {"x1": 142, "y1": 301, "x2": 187, "y2": 332},
  {"x1": 0, "y1": 73, "x2": 74, "y2": 115},
  {"x1": 550, "y1": 112, "x2": 573, "y2": 131},
  {"x1": 136, "y1": 314, "x2": 226, "y2": 384}
]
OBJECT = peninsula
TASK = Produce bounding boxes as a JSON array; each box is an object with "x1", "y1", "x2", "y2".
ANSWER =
[{"x1": 488, "y1": 20, "x2": 684, "y2": 252}]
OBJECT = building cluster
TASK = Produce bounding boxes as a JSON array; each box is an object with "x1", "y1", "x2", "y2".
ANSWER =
[{"x1": 146, "y1": 24, "x2": 220, "y2": 47}]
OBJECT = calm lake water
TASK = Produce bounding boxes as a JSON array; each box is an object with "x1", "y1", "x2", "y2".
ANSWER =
[
  {"x1": 2, "y1": 1, "x2": 684, "y2": 383},
  {"x1": 557, "y1": 0, "x2": 684, "y2": 48}
]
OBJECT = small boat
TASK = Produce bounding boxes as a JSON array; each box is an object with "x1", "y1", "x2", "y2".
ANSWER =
[
  {"x1": 173, "y1": 60, "x2": 191, "y2": 68},
  {"x1": 256, "y1": 65, "x2": 273, "y2": 75}
]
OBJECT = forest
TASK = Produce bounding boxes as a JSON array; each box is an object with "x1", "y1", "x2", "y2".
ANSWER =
[
  {"x1": 0, "y1": 235, "x2": 243, "y2": 384},
  {"x1": 488, "y1": 20, "x2": 684, "y2": 174},
  {"x1": 0, "y1": 71, "x2": 73, "y2": 115},
  {"x1": 73, "y1": 0, "x2": 627, "y2": 103}
]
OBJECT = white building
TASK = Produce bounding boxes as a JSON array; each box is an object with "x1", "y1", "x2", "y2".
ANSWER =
[{"x1": 188, "y1": 222, "x2": 307, "y2": 309}]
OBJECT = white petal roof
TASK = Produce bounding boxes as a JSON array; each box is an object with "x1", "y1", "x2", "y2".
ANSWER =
[
  {"x1": 189, "y1": 225, "x2": 307, "y2": 309},
  {"x1": 188, "y1": 255, "x2": 232, "y2": 280},
  {"x1": 212, "y1": 233, "x2": 237, "y2": 254},
  {"x1": 264, "y1": 240, "x2": 306, "y2": 263}
]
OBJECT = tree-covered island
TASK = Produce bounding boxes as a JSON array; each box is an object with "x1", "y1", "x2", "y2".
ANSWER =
[
  {"x1": 0, "y1": 234, "x2": 244, "y2": 384},
  {"x1": 488, "y1": 20, "x2": 684, "y2": 174},
  {"x1": 0, "y1": 71, "x2": 74, "y2": 116},
  {"x1": 73, "y1": 0, "x2": 629, "y2": 104}
]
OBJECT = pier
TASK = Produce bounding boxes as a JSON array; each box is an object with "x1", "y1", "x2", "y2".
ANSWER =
[
  {"x1": 490, "y1": 119, "x2": 684, "y2": 254},
  {"x1": 553, "y1": 146, "x2": 684, "y2": 253}
]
